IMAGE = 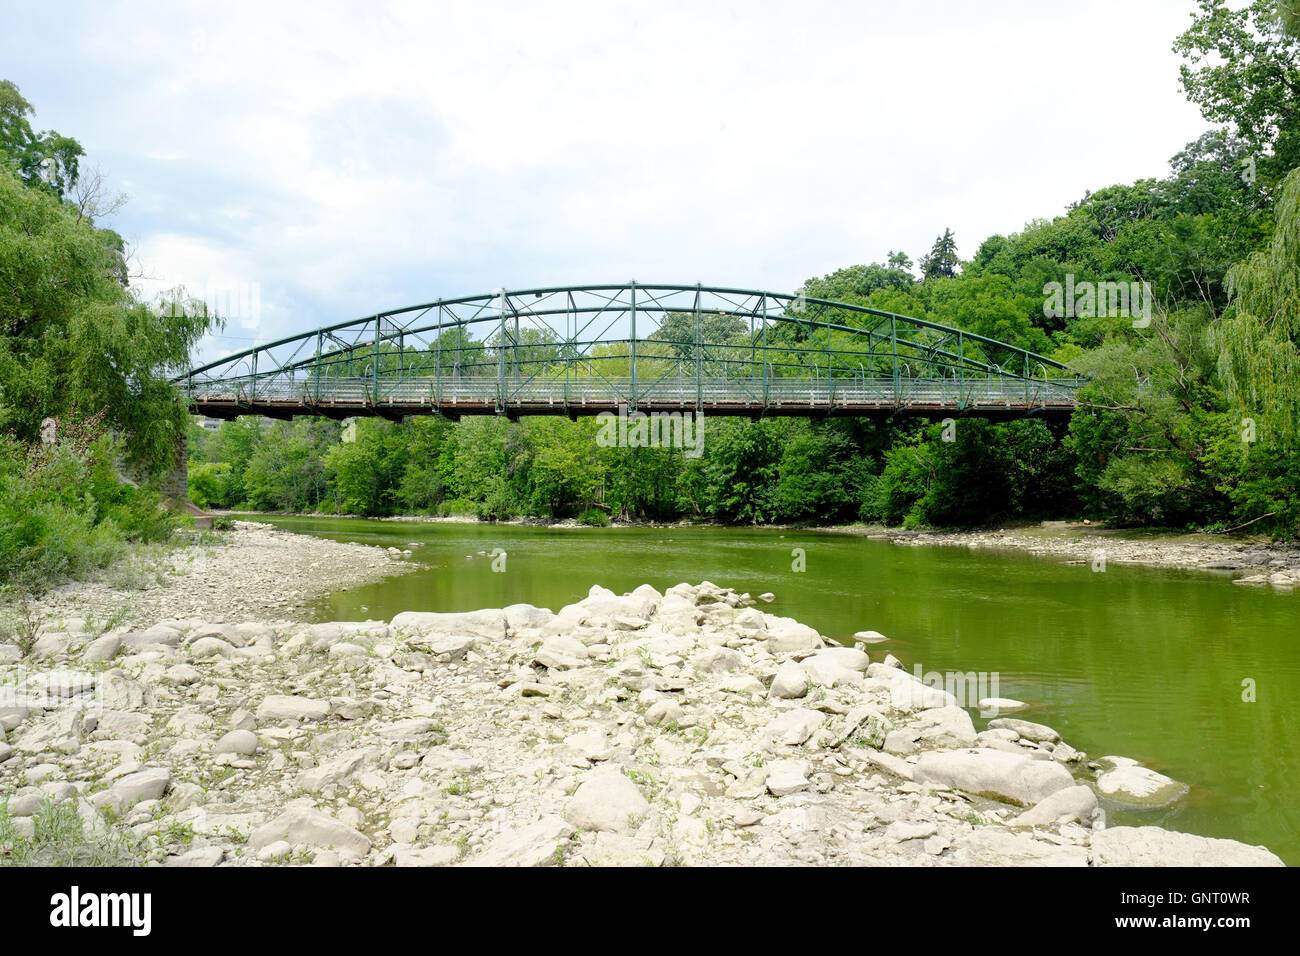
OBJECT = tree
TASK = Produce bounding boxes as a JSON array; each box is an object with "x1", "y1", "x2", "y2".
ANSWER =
[
  {"x1": 1212, "y1": 166, "x2": 1300, "y2": 449},
  {"x1": 0, "y1": 165, "x2": 216, "y2": 472},
  {"x1": 1174, "y1": 1, "x2": 1300, "y2": 186},
  {"x1": 0, "y1": 80, "x2": 84, "y2": 198},
  {"x1": 800, "y1": 260, "x2": 914, "y2": 302},
  {"x1": 919, "y1": 228, "x2": 960, "y2": 279}
]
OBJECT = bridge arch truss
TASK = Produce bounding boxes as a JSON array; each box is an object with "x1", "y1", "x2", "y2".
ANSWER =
[{"x1": 177, "y1": 282, "x2": 1083, "y2": 420}]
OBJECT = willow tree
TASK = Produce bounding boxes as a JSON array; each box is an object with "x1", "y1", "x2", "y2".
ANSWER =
[{"x1": 1212, "y1": 166, "x2": 1300, "y2": 447}]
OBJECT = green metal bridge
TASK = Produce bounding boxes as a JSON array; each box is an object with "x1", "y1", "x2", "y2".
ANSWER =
[{"x1": 177, "y1": 282, "x2": 1084, "y2": 421}]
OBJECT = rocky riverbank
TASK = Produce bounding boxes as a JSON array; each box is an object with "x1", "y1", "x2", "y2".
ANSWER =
[
  {"x1": 238, "y1": 509, "x2": 1300, "y2": 586},
  {"x1": 30, "y1": 521, "x2": 418, "y2": 629},
  {"x1": 829, "y1": 522, "x2": 1300, "y2": 588},
  {"x1": 0, "y1": 534, "x2": 1284, "y2": 866}
]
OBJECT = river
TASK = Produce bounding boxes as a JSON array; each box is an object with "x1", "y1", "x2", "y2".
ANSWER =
[{"x1": 261, "y1": 515, "x2": 1300, "y2": 864}]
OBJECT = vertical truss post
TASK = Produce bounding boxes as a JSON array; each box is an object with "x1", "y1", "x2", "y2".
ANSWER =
[
  {"x1": 435, "y1": 303, "x2": 443, "y2": 408},
  {"x1": 314, "y1": 331, "x2": 322, "y2": 403},
  {"x1": 891, "y1": 315, "x2": 899, "y2": 407},
  {"x1": 372, "y1": 316, "x2": 381, "y2": 408},
  {"x1": 762, "y1": 298, "x2": 769, "y2": 408},
  {"x1": 694, "y1": 284, "x2": 702, "y2": 410},
  {"x1": 957, "y1": 331, "x2": 964, "y2": 410},
  {"x1": 823, "y1": 303, "x2": 832, "y2": 407},
  {"x1": 497, "y1": 289, "x2": 507, "y2": 412},
  {"x1": 629, "y1": 281, "x2": 637, "y2": 410}
]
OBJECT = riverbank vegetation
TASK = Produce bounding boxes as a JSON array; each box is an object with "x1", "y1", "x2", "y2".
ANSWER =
[
  {"x1": 0, "y1": 81, "x2": 218, "y2": 596},
  {"x1": 184, "y1": 3, "x2": 1300, "y2": 537}
]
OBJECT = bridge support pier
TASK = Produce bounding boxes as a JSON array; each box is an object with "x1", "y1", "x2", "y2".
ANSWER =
[{"x1": 163, "y1": 431, "x2": 212, "y2": 530}]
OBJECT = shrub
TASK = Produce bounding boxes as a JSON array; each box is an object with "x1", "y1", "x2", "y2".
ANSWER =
[{"x1": 0, "y1": 416, "x2": 177, "y2": 593}]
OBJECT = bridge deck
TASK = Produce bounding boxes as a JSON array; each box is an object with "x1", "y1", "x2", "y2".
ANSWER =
[{"x1": 185, "y1": 376, "x2": 1082, "y2": 420}]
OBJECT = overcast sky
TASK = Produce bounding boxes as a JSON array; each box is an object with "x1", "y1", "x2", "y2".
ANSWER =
[{"x1": 3, "y1": 0, "x2": 1212, "y2": 361}]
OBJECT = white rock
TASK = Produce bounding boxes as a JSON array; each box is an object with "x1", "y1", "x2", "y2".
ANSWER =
[
  {"x1": 1096, "y1": 766, "x2": 1188, "y2": 807},
  {"x1": 164, "y1": 847, "x2": 224, "y2": 867},
  {"x1": 913, "y1": 748, "x2": 1074, "y2": 806},
  {"x1": 299, "y1": 748, "x2": 377, "y2": 793},
  {"x1": 464, "y1": 815, "x2": 573, "y2": 867},
  {"x1": 256, "y1": 695, "x2": 330, "y2": 722},
  {"x1": 1009, "y1": 785, "x2": 1098, "y2": 827},
  {"x1": 394, "y1": 845, "x2": 460, "y2": 866},
  {"x1": 762, "y1": 616, "x2": 823, "y2": 652},
  {"x1": 768, "y1": 660, "x2": 810, "y2": 700},
  {"x1": 111, "y1": 768, "x2": 171, "y2": 805},
  {"x1": 762, "y1": 709, "x2": 824, "y2": 746},
  {"x1": 987, "y1": 717, "x2": 1060, "y2": 743},
  {"x1": 391, "y1": 609, "x2": 506, "y2": 640},
  {"x1": 1090, "y1": 826, "x2": 1284, "y2": 867},
  {"x1": 563, "y1": 767, "x2": 650, "y2": 833},
  {"x1": 908, "y1": 706, "x2": 977, "y2": 749},
  {"x1": 977, "y1": 697, "x2": 1027, "y2": 715},
  {"x1": 248, "y1": 807, "x2": 371, "y2": 856},
  {"x1": 644, "y1": 700, "x2": 683, "y2": 725},
  {"x1": 765, "y1": 759, "x2": 811, "y2": 797},
  {"x1": 535, "y1": 635, "x2": 589, "y2": 670},
  {"x1": 328, "y1": 642, "x2": 368, "y2": 658},
  {"x1": 853, "y1": 630, "x2": 889, "y2": 643},
  {"x1": 82, "y1": 634, "x2": 123, "y2": 663},
  {"x1": 189, "y1": 637, "x2": 234, "y2": 659},
  {"x1": 213, "y1": 729, "x2": 258, "y2": 755}
]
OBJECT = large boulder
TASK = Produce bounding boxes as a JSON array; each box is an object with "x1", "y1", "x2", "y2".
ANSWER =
[
  {"x1": 987, "y1": 717, "x2": 1060, "y2": 743},
  {"x1": 248, "y1": 807, "x2": 371, "y2": 857},
  {"x1": 913, "y1": 748, "x2": 1074, "y2": 806},
  {"x1": 534, "y1": 635, "x2": 589, "y2": 671},
  {"x1": 256, "y1": 695, "x2": 330, "y2": 722},
  {"x1": 1009, "y1": 785, "x2": 1098, "y2": 827},
  {"x1": 762, "y1": 615, "x2": 823, "y2": 653},
  {"x1": 1096, "y1": 766, "x2": 1188, "y2": 807},
  {"x1": 111, "y1": 768, "x2": 171, "y2": 805},
  {"x1": 762, "y1": 709, "x2": 824, "y2": 746},
  {"x1": 768, "y1": 660, "x2": 809, "y2": 700},
  {"x1": 949, "y1": 828, "x2": 1088, "y2": 866},
  {"x1": 866, "y1": 663, "x2": 958, "y2": 712},
  {"x1": 213, "y1": 729, "x2": 259, "y2": 756},
  {"x1": 298, "y1": 748, "x2": 377, "y2": 793},
  {"x1": 463, "y1": 815, "x2": 573, "y2": 867},
  {"x1": 1090, "y1": 826, "x2": 1283, "y2": 867},
  {"x1": 800, "y1": 649, "x2": 866, "y2": 687},
  {"x1": 907, "y1": 706, "x2": 977, "y2": 749},
  {"x1": 563, "y1": 767, "x2": 650, "y2": 833},
  {"x1": 390, "y1": 609, "x2": 506, "y2": 641}
]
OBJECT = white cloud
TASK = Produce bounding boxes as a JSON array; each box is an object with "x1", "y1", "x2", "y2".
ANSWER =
[{"x1": 3, "y1": 0, "x2": 1211, "y2": 357}]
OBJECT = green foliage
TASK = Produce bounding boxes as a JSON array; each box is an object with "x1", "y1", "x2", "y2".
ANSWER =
[
  {"x1": 0, "y1": 797, "x2": 143, "y2": 866},
  {"x1": 577, "y1": 507, "x2": 610, "y2": 527},
  {"x1": 0, "y1": 107, "x2": 218, "y2": 474},
  {"x1": 0, "y1": 80, "x2": 83, "y2": 197},
  {"x1": 920, "y1": 228, "x2": 961, "y2": 279},
  {"x1": 0, "y1": 415, "x2": 176, "y2": 593},
  {"x1": 1214, "y1": 166, "x2": 1300, "y2": 449},
  {"x1": 1174, "y1": 0, "x2": 1300, "y2": 185}
]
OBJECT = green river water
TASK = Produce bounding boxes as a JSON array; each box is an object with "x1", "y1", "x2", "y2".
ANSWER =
[{"x1": 261, "y1": 516, "x2": 1299, "y2": 864}]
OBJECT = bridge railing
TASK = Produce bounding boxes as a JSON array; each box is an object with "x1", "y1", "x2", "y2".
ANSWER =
[{"x1": 182, "y1": 373, "x2": 1084, "y2": 411}]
